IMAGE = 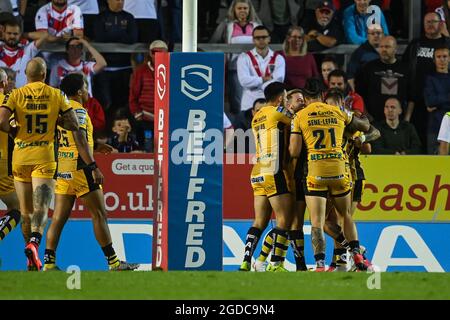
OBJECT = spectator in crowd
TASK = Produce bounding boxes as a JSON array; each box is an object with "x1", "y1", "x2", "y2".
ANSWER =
[
  {"x1": 328, "y1": 69, "x2": 365, "y2": 113},
  {"x1": 34, "y1": 0, "x2": 84, "y2": 71},
  {"x1": 435, "y1": 0, "x2": 450, "y2": 37},
  {"x1": 424, "y1": 45, "x2": 450, "y2": 154},
  {"x1": 0, "y1": 19, "x2": 48, "y2": 88},
  {"x1": 210, "y1": 0, "x2": 261, "y2": 115},
  {"x1": 356, "y1": 36, "x2": 412, "y2": 123},
  {"x1": 255, "y1": 0, "x2": 302, "y2": 43},
  {"x1": 108, "y1": 110, "x2": 141, "y2": 153},
  {"x1": 402, "y1": 12, "x2": 450, "y2": 151},
  {"x1": 347, "y1": 23, "x2": 382, "y2": 89},
  {"x1": 319, "y1": 55, "x2": 338, "y2": 89},
  {"x1": 343, "y1": 0, "x2": 389, "y2": 44},
  {"x1": 280, "y1": 25, "x2": 319, "y2": 89},
  {"x1": 233, "y1": 97, "x2": 266, "y2": 131},
  {"x1": 129, "y1": 39, "x2": 168, "y2": 152},
  {"x1": 438, "y1": 111, "x2": 450, "y2": 154},
  {"x1": 0, "y1": 11, "x2": 15, "y2": 41},
  {"x1": 93, "y1": 0, "x2": 138, "y2": 118},
  {"x1": 124, "y1": 0, "x2": 159, "y2": 43},
  {"x1": 85, "y1": 94, "x2": 106, "y2": 133},
  {"x1": 372, "y1": 97, "x2": 422, "y2": 155},
  {"x1": 0, "y1": 66, "x2": 16, "y2": 93},
  {"x1": 302, "y1": 1, "x2": 344, "y2": 52},
  {"x1": 67, "y1": 0, "x2": 99, "y2": 40},
  {"x1": 237, "y1": 25, "x2": 285, "y2": 115},
  {"x1": 35, "y1": 0, "x2": 84, "y2": 41},
  {"x1": 49, "y1": 37, "x2": 107, "y2": 96},
  {"x1": 158, "y1": 0, "x2": 182, "y2": 49},
  {"x1": 49, "y1": 36, "x2": 108, "y2": 134}
]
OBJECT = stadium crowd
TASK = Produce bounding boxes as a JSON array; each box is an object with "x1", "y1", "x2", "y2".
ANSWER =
[{"x1": 0, "y1": 0, "x2": 448, "y2": 155}]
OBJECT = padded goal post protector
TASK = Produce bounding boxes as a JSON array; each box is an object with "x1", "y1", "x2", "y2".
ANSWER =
[{"x1": 152, "y1": 52, "x2": 224, "y2": 270}]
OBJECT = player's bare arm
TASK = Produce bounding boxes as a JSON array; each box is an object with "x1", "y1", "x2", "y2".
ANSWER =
[
  {"x1": 72, "y1": 129, "x2": 104, "y2": 185},
  {"x1": 59, "y1": 109, "x2": 80, "y2": 131},
  {"x1": 0, "y1": 107, "x2": 12, "y2": 134},
  {"x1": 289, "y1": 133, "x2": 302, "y2": 158},
  {"x1": 364, "y1": 125, "x2": 381, "y2": 142},
  {"x1": 346, "y1": 114, "x2": 370, "y2": 134}
]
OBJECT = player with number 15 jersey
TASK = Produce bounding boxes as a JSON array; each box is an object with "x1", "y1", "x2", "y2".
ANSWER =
[{"x1": 2, "y1": 81, "x2": 72, "y2": 181}]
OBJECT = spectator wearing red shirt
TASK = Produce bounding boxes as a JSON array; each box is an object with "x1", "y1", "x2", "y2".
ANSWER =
[
  {"x1": 129, "y1": 39, "x2": 168, "y2": 152},
  {"x1": 328, "y1": 69, "x2": 365, "y2": 113},
  {"x1": 279, "y1": 26, "x2": 319, "y2": 89}
]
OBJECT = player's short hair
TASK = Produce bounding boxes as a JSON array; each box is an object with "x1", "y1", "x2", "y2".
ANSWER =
[
  {"x1": 60, "y1": 73, "x2": 85, "y2": 97},
  {"x1": 287, "y1": 88, "x2": 302, "y2": 99},
  {"x1": 264, "y1": 82, "x2": 286, "y2": 102},
  {"x1": 303, "y1": 78, "x2": 323, "y2": 98},
  {"x1": 325, "y1": 87, "x2": 345, "y2": 102}
]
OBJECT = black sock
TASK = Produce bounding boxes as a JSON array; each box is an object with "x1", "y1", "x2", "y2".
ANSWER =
[
  {"x1": 335, "y1": 233, "x2": 349, "y2": 249},
  {"x1": 102, "y1": 243, "x2": 119, "y2": 265},
  {"x1": 30, "y1": 232, "x2": 42, "y2": 246},
  {"x1": 334, "y1": 248, "x2": 347, "y2": 264},
  {"x1": 0, "y1": 209, "x2": 21, "y2": 241},
  {"x1": 288, "y1": 230, "x2": 307, "y2": 271},
  {"x1": 44, "y1": 249, "x2": 56, "y2": 264},
  {"x1": 243, "y1": 227, "x2": 262, "y2": 263},
  {"x1": 349, "y1": 240, "x2": 360, "y2": 254},
  {"x1": 314, "y1": 253, "x2": 325, "y2": 267}
]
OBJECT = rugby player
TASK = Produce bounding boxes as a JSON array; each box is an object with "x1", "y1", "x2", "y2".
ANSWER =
[
  {"x1": 43, "y1": 73, "x2": 139, "y2": 271},
  {"x1": 239, "y1": 82, "x2": 294, "y2": 272},
  {"x1": 289, "y1": 87, "x2": 370, "y2": 271},
  {"x1": 0, "y1": 69, "x2": 21, "y2": 243},
  {"x1": 252, "y1": 89, "x2": 308, "y2": 272},
  {"x1": 0, "y1": 58, "x2": 79, "y2": 271}
]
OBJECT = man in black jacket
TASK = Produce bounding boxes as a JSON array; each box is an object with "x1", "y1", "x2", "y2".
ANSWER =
[
  {"x1": 93, "y1": 0, "x2": 138, "y2": 120},
  {"x1": 372, "y1": 97, "x2": 422, "y2": 155}
]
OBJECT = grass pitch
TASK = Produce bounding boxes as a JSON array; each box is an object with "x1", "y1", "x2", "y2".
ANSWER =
[{"x1": 0, "y1": 271, "x2": 449, "y2": 300}]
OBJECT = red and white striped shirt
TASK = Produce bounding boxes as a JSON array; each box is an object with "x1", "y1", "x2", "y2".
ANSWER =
[
  {"x1": 35, "y1": 3, "x2": 83, "y2": 36},
  {"x1": 49, "y1": 59, "x2": 96, "y2": 96},
  {"x1": 0, "y1": 40, "x2": 39, "y2": 88}
]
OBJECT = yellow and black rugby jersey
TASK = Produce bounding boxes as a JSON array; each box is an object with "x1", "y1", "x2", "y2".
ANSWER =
[
  {"x1": 252, "y1": 105, "x2": 293, "y2": 175},
  {"x1": 57, "y1": 100, "x2": 93, "y2": 172},
  {"x1": 345, "y1": 131, "x2": 365, "y2": 181},
  {"x1": 2, "y1": 82, "x2": 72, "y2": 165},
  {"x1": 295, "y1": 102, "x2": 353, "y2": 178},
  {"x1": 0, "y1": 92, "x2": 14, "y2": 178}
]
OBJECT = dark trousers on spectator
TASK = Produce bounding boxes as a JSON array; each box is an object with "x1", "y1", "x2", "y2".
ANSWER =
[
  {"x1": 94, "y1": 68, "x2": 132, "y2": 124},
  {"x1": 83, "y1": 14, "x2": 97, "y2": 40},
  {"x1": 136, "y1": 18, "x2": 160, "y2": 43}
]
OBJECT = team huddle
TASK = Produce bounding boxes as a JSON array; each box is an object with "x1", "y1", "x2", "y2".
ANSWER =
[
  {"x1": 0, "y1": 57, "x2": 138, "y2": 271},
  {"x1": 240, "y1": 81, "x2": 380, "y2": 272}
]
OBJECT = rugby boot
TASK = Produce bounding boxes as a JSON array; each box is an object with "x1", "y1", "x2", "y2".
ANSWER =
[{"x1": 25, "y1": 242, "x2": 42, "y2": 271}]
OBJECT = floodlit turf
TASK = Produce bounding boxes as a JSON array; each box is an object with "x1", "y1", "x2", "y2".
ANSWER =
[{"x1": 0, "y1": 271, "x2": 449, "y2": 300}]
